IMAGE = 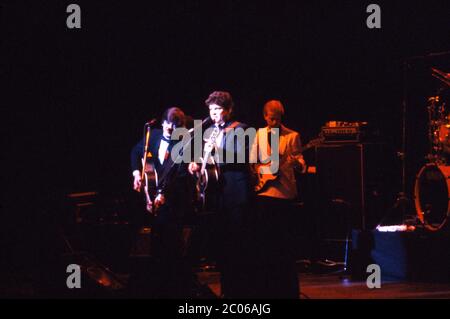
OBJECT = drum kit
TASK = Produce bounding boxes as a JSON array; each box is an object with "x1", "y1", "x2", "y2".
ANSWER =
[{"x1": 413, "y1": 67, "x2": 450, "y2": 232}]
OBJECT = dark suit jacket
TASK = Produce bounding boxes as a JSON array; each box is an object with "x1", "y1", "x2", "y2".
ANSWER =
[
  {"x1": 204, "y1": 121, "x2": 254, "y2": 210},
  {"x1": 130, "y1": 129, "x2": 191, "y2": 210}
]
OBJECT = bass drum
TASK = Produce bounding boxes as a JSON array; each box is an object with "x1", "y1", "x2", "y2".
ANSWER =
[{"x1": 414, "y1": 164, "x2": 450, "y2": 232}]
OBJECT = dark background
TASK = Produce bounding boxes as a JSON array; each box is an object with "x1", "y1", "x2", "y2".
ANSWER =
[
  {"x1": 3, "y1": 0, "x2": 450, "y2": 192},
  {"x1": 1, "y1": 0, "x2": 449, "y2": 290}
]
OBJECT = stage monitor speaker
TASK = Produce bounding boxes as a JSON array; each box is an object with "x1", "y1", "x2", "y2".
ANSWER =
[{"x1": 315, "y1": 143, "x2": 387, "y2": 232}]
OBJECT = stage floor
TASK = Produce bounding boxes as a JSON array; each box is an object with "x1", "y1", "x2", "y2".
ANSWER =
[
  {"x1": 2, "y1": 266, "x2": 450, "y2": 299},
  {"x1": 196, "y1": 271, "x2": 450, "y2": 299}
]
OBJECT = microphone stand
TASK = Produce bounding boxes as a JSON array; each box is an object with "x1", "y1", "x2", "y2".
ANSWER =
[
  {"x1": 140, "y1": 123, "x2": 152, "y2": 183},
  {"x1": 392, "y1": 60, "x2": 412, "y2": 224},
  {"x1": 378, "y1": 60, "x2": 411, "y2": 228}
]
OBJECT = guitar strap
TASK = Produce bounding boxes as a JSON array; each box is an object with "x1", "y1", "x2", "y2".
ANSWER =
[
  {"x1": 224, "y1": 121, "x2": 240, "y2": 133},
  {"x1": 210, "y1": 121, "x2": 241, "y2": 163}
]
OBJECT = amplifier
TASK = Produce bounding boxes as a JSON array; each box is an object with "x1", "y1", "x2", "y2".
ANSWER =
[{"x1": 321, "y1": 121, "x2": 367, "y2": 143}]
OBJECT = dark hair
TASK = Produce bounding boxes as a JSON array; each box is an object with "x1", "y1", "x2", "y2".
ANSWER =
[
  {"x1": 162, "y1": 107, "x2": 186, "y2": 127},
  {"x1": 205, "y1": 91, "x2": 234, "y2": 112},
  {"x1": 184, "y1": 115, "x2": 194, "y2": 130}
]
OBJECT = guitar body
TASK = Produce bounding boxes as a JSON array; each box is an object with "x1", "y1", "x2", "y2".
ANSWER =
[
  {"x1": 254, "y1": 163, "x2": 279, "y2": 193},
  {"x1": 195, "y1": 164, "x2": 220, "y2": 213},
  {"x1": 253, "y1": 136, "x2": 324, "y2": 193},
  {"x1": 142, "y1": 158, "x2": 159, "y2": 214}
]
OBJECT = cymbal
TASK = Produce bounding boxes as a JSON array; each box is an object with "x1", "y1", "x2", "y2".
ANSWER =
[{"x1": 431, "y1": 67, "x2": 450, "y2": 87}]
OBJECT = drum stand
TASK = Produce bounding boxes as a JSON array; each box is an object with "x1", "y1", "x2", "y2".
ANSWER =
[
  {"x1": 380, "y1": 52, "x2": 450, "y2": 228},
  {"x1": 379, "y1": 191, "x2": 415, "y2": 227}
]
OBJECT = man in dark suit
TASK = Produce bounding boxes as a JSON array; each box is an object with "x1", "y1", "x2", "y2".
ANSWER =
[
  {"x1": 188, "y1": 91, "x2": 256, "y2": 298},
  {"x1": 131, "y1": 107, "x2": 193, "y2": 298}
]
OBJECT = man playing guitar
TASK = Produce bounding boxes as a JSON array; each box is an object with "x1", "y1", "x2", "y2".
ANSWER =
[
  {"x1": 130, "y1": 107, "x2": 193, "y2": 297},
  {"x1": 188, "y1": 91, "x2": 255, "y2": 298},
  {"x1": 250, "y1": 100, "x2": 306, "y2": 298}
]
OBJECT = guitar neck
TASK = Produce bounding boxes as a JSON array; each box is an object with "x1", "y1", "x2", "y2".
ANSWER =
[{"x1": 200, "y1": 150, "x2": 212, "y2": 174}]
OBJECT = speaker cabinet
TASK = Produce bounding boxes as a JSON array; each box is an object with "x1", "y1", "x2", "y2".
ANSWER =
[{"x1": 315, "y1": 143, "x2": 387, "y2": 232}]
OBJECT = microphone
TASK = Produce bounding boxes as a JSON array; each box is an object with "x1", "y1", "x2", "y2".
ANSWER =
[
  {"x1": 145, "y1": 118, "x2": 157, "y2": 126},
  {"x1": 202, "y1": 116, "x2": 212, "y2": 125},
  {"x1": 188, "y1": 116, "x2": 212, "y2": 133}
]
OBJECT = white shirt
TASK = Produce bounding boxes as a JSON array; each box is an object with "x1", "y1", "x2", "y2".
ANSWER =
[
  {"x1": 158, "y1": 139, "x2": 170, "y2": 165},
  {"x1": 251, "y1": 125, "x2": 306, "y2": 200},
  {"x1": 215, "y1": 124, "x2": 225, "y2": 149}
]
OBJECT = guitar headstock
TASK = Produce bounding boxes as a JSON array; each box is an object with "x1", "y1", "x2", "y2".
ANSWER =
[{"x1": 303, "y1": 136, "x2": 325, "y2": 151}]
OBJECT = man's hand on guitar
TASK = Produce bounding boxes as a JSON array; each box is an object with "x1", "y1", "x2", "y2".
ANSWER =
[
  {"x1": 146, "y1": 200, "x2": 153, "y2": 213},
  {"x1": 133, "y1": 174, "x2": 142, "y2": 192},
  {"x1": 154, "y1": 193, "x2": 166, "y2": 209},
  {"x1": 287, "y1": 154, "x2": 306, "y2": 173},
  {"x1": 146, "y1": 194, "x2": 165, "y2": 215},
  {"x1": 188, "y1": 162, "x2": 200, "y2": 175}
]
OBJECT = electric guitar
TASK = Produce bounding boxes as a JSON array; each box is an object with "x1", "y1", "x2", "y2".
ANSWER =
[{"x1": 254, "y1": 136, "x2": 324, "y2": 193}]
